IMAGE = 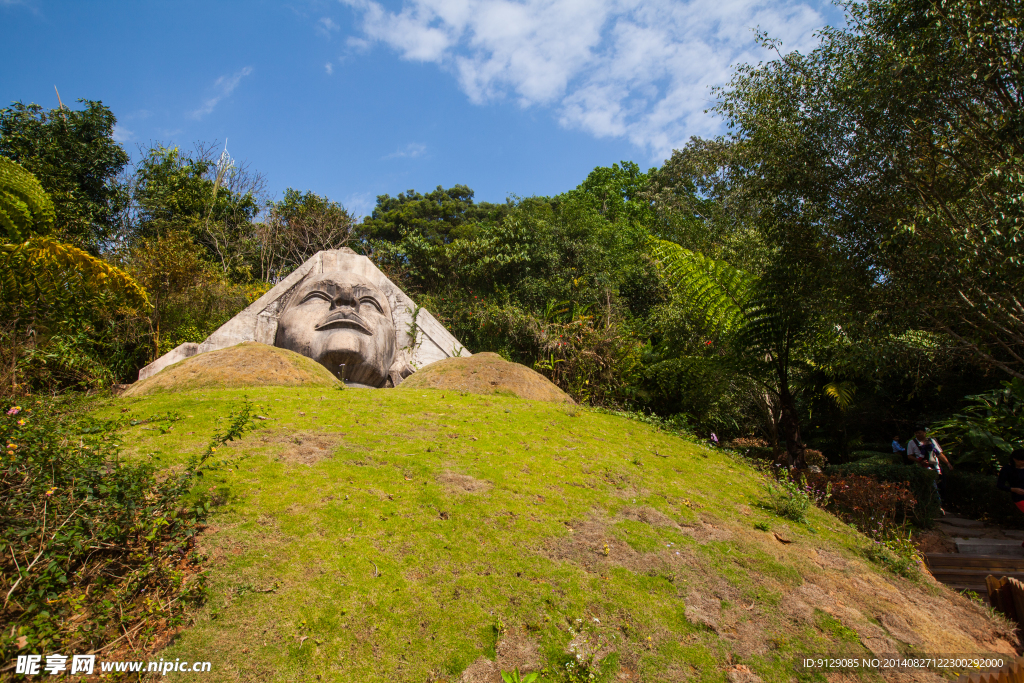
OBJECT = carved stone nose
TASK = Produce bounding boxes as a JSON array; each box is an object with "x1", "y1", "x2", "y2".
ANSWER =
[{"x1": 331, "y1": 286, "x2": 358, "y2": 309}]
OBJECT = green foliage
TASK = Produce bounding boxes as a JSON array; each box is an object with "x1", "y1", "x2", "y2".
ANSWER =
[
  {"x1": 649, "y1": 238, "x2": 751, "y2": 339},
  {"x1": 359, "y1": 184, "x2": 507, "y2": 244},
  {"x1": 260, "y1": 188, "x2": 355, "y2": 279},
  {"x1": 501, "y1": 668, "x2": 539, "y2": 683},
  {"x1": 933, "y1": 379, "x2": 1024, "y2": 473},
  {"x1": 0, "y1": 157, "x2": 149, "y2": 330},
  {"x1": 764, "y1": 470, "x2": 830, "y2": 523},
  {"x1": 0, "y1": 100, "x2": 129, "y2": 252},
  {"x1": 132, "y1": 144, "x2": 264, "y2": 277},
  {"x1": 0, "y1": 397, "x2": 255, "y2": 661},
  {"x1": 865, "y1": 526, "x2": 920, "y2": 578},
  {"x1": 0, "y1": 155, "x2": 55, "y2": 241},
  {"x1": 1, "y1": 235, "x2": 150, "y2": 321}
]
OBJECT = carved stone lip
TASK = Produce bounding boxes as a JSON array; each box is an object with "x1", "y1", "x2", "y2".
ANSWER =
[{"x1": 315, "y1": 312, "x2": 371, "y2": 335}]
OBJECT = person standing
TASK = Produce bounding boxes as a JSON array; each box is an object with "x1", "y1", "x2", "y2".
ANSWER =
[{"x1": 892, "y1": 435, "x2": 906, "y2": 461}]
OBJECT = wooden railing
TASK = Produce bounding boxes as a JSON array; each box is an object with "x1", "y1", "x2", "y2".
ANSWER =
[
  {"x1": 987, "y1": 575, "x2": 1024, "y2": 623},
  {"x1": 959, "y1": 657, "x2": 1024, "y2": 683}
]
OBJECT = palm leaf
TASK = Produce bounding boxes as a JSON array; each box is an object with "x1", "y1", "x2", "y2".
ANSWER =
[{"x1": 823, "y1": 380, "x2": 856, "y2": 411}]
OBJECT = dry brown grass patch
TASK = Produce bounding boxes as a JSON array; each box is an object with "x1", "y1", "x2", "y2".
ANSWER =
[
  {"x1": 267, "y1": 430, "x2": 342, "y2": 465},
  {"x1": 123, "y1": 342, "x2": 341, "y2": 396},
  {"x1": 438, "y1": 471, "x2": 493, "y2": 494}
]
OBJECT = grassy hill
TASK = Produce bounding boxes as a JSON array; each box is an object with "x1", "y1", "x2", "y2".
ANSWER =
[{"x1": 94, "y1": 387, "x2": 1014, "y2": 682}]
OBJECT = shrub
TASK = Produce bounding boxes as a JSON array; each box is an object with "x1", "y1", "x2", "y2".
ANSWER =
[
  {"x1": 0, "y1": 397, "x2": 255, "y2": 661},
  {"x1": 827, "y1": 461, "x2": 940, "y2": 526},
  {"x1": 806, "y1": 472, "x2": 917, "y2": 535},
  {"x1": 765, "y1": 469, "x2": 831, "y2": 523},
  {"x1": 933, "y1": 379, "x2": 1024, "y2": 473},
  {"x1": 803, "y1": 471, "x2": 920, "y2": 576},
  {"x1": 865, "y1": 527, "x2": 920, "y2": 578}
]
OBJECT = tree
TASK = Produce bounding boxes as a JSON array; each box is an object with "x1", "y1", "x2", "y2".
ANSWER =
[
  {"x1": 359, "y1": 185, "x2": 507, "y2": 245},
  {"x1": 0, "y1": 100, "x2": 129, "y2": 253},
  {"x1": 130, "y1": 144, "x2": 264, "y2": 279},
  {"x1": 706, "y1": 0, "x2": 1024, "y2": 378},
  {"x1": 258, "y1": 189, "x2": 355, "y2": 281},
  {"x1": 1, "y1": 156, "x2": 149, "y2": 393}
]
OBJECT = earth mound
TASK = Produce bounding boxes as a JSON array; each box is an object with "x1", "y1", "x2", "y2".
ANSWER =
[
  {"x1": 398, "y1": 351, "x2": 573, "y2": 403},
  {"x1": 122, "y1": 342, "x2": 341, "y2": 396}
]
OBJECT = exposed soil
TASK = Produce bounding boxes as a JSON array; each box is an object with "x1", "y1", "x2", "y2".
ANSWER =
[
  {"x1": 437, "y1": 471, "x2": 493, "y2": 494},
  {"x1": 457, "y1": 629, "x2": 544, "y2": 683},
  {"x1": 913, "y1": 529, "x2": 957, "y2": 554},
  {"x1": 122, "y1": 342, "x2": 341, "y2": 396},
  {"x1": 540, "y1": 510, "x2": 1019, "y2": 682},
  {"x1": 270, "y1": 430, "x2": 342, "y2": 465},
  {"x1": 399, "y1": 352, "x2": 573, "y2": 403}
]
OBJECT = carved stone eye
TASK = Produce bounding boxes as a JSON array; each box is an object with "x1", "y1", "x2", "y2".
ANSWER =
[
  {"x1": 300, "y1": 290, "x2": 332, "y2": 305},
  {"x1": 360, "y1": 296, "x2": 384, "y2": 314}
]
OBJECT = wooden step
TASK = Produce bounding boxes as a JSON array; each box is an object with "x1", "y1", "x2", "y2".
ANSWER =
[
  {"x1": 925, "y1": 554, "x2": 1024, "y2": 571},
  {"x1": 930, "y1": 568, "x2": 1024, "y2": 583}
]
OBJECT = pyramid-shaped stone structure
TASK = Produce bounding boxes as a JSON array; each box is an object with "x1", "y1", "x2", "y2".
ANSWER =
[{"x1": 137, "y1": 249, "x2": 469, "y2": 386}]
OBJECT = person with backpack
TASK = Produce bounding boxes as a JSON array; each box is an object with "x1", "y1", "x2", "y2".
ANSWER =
[{"x1": 907, "y1": 425, "x2": 953, "y2": 512}]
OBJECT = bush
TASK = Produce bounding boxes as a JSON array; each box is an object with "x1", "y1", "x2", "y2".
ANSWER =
[
  {"x1": 933, "y1": 379, "x2": 1024, "y2": 473},
  {"x1": 827, "y1": 461, "x2": 940, "y2": 526},
  {"x1": 0, "y1": 397, "x2": 255, "y2": 661},
  {"x1": 765, "y1": 470, "x2": 831, "y2": 523},
  {"x1": 806, "y1": 472, "x2": 917, "y2": 535},
  {"x1": 865, "y1": 527, "x2": 920, "y2": 578}
]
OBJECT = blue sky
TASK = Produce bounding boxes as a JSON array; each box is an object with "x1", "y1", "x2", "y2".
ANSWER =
[{"x1": 1, "y1": 0, "x2": 841, "y2": 218}]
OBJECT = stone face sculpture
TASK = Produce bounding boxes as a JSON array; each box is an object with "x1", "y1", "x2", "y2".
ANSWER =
[
  {"x1": 276, "y1": 269, "x2": 403, "y2": 386},
  {"x1": 135, "y1": 248, "x2": 468, "y2": 386}
]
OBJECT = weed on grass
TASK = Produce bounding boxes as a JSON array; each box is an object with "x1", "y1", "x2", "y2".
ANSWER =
[{"x1": 0, "y1": 395, "x2": 257, "y2": 665}]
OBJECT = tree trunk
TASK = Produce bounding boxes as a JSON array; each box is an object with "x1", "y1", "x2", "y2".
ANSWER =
[{"x1": 779, "y1": 385, "x2": 807, "y2": 469}]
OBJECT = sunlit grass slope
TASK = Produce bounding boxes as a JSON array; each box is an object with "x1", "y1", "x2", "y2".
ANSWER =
[{"x1": 93, "y1": 388, "x2": 1011, "y2": 682}]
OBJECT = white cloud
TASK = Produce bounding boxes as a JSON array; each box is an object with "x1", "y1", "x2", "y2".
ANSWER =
[
  {"x1": 383, "y1": 142, "x2": 427, "y2": 159},
  {"x1": 317, "y1": 16, "x2": 341, "y2": 36},
  {"x1": 343, "y1": 191, "x2": 377, "y2": 219},
  {"x1": 112, "y1": 124, "x2": 133, "y2": 143},
  {"x1": 325, "y1": 62, "x2": 335, "y2": 75},
  {"x1": 342, "y1": 0, "x2": 835, "y2": 160},
  {"x1": 189, "y1": 66, "x2": 254, "y2": 120}
]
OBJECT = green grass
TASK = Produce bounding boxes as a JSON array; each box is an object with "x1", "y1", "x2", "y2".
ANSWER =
[{"x1": 82, "y1": 387, "x2": 944, "y2": 682}]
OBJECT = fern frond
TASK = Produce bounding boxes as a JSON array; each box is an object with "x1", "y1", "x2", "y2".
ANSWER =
[
  {"x1": 824, "y1": 380, "x2": 856, "y2": 411},
  {"x1": 649, "y1": 237, "x2": 754, "y2": 338}
]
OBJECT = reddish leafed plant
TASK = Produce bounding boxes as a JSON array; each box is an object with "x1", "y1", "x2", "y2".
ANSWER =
[{"x1": 804, "y1": 472, "x2": 917, "y2": 535}]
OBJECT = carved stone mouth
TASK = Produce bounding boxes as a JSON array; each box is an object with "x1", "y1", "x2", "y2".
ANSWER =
[{"x1": 315, "y1": 312, "x2": 371, "y2": 335}]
